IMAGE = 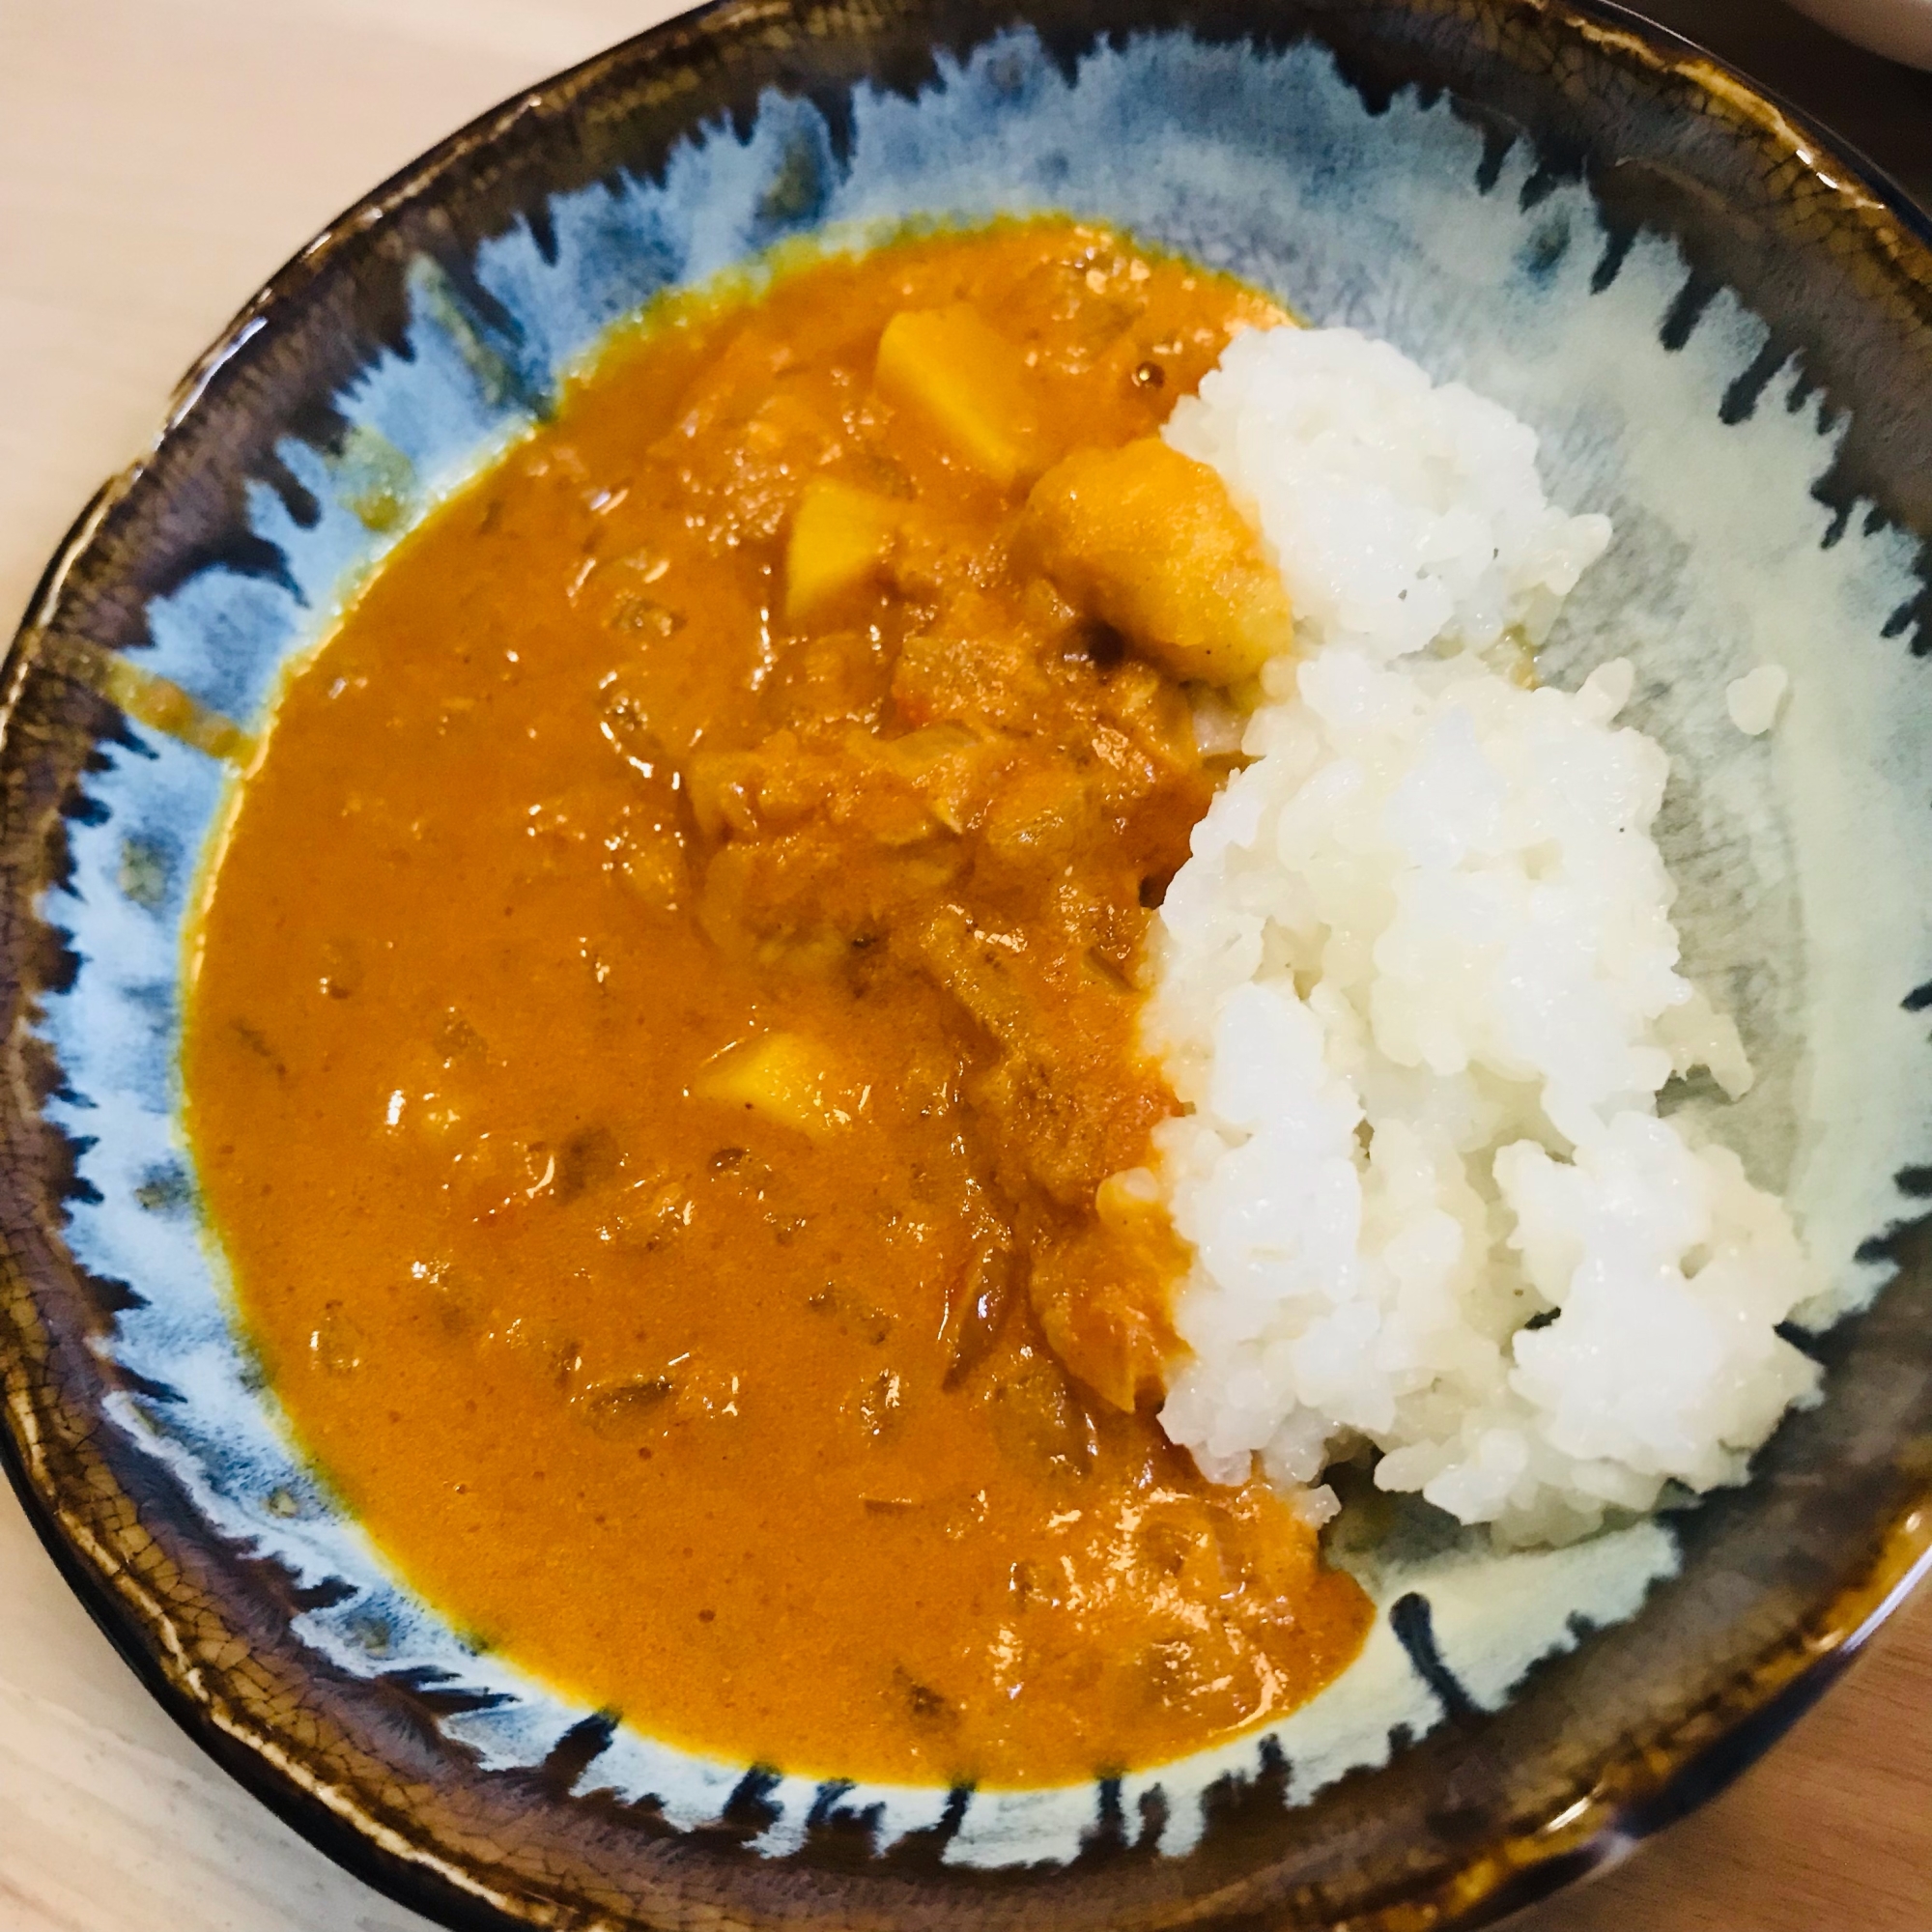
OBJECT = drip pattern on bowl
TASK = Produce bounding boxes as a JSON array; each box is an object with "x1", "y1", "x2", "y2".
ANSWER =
[{"x1": 5, "y1": 6, "x2": 1932, "y2": 1929}]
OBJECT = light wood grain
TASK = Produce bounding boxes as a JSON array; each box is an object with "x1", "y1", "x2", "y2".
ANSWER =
[{"x1": 0, "y1": 5, "x2": 1927, "y2": 1929}]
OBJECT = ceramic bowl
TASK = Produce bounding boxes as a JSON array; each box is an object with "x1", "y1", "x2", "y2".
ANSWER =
[{"x1": 5, "y1": 2, "x2": 1931, "y2": 1927}]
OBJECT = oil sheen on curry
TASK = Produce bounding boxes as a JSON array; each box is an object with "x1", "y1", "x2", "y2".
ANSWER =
[{"x1": 185, "y1": 221, "x2": 1373, "y2": 1788}]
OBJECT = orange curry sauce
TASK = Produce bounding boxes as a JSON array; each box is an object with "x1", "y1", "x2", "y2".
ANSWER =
[{"x1": 185, "y1": 222, "x2": 1372, "y2": 1787}]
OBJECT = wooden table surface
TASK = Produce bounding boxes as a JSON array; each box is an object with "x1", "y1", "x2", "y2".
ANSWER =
[{"x1": 1, "y1": 3, "x2": 1927, "y2": 1928}]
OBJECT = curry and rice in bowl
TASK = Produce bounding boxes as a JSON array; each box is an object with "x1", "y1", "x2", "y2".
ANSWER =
[{"x1": 180, "y1": 217, "x2": 1827, "y2": 1793}]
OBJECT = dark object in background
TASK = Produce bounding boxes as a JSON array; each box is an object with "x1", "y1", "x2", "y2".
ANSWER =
[{"x1": 2, "y1": 5, "x2": 1930, "y2": 1932}]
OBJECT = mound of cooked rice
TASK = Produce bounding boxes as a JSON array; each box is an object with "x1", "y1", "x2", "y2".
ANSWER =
[{"x1": 1148, "y1": 325, "x2": 1822, "y2": 1548}]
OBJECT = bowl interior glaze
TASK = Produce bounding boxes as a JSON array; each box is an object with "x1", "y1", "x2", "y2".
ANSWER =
[{"x1": 3, "y1": 4, "x2": 1931, "y2": 1930}]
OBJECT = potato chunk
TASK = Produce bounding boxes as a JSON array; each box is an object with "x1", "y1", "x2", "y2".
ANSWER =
[
  {"x1": 874, "y1": 305, "x2": 1041, "y2": 490},
  {"x1": 1020, "y1": 438, "x2": 1293, "y2": 684},
  {"x1": 784, "y1": 478, "x2": 902, "y2": 623},
  {"x1": 695, "y1": 1033, "x2": 853, "y2": 1139}
]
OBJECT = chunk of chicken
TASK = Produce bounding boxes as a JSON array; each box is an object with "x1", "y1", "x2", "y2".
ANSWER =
[{"x1": 1020, "y1": 438, "x2": 1293, "y2": 684}]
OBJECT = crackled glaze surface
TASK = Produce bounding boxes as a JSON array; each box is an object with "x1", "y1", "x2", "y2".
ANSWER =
[{"x1": 4, "y1": 5, "x2": 1932, "y2": 1930}]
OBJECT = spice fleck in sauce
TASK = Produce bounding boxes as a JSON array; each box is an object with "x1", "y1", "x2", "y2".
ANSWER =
[{"x1": 185, "y1": 221, "x2": 1372, "y2": 1787}]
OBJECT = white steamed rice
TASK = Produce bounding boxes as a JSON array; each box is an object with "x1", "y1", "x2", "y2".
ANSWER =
[{"x1": 1145, "y1": 325, "x2": 1823, "y2": 1548}]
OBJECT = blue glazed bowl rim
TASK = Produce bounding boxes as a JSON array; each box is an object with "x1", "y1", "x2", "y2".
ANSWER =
[{"x1": 3, "y1": 2, "x2": 1930, "y2": 1929}]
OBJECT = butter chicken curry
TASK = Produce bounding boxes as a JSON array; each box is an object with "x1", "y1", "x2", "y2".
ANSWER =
[{"x1": 185, "y1": 221, "x2": 1372, "y2": 1787}]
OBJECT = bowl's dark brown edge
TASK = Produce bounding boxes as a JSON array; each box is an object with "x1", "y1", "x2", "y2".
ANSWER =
[
  {"x1": 1439, "y1": 1528, "x2": 1932, "y2": 1932},
  {"x1": 0, "y1": 1367, "x2": 531, "y2": 1932},
  {"x1": 2, "y1": 1, "x2": 1930, "y2": 1930},
  {"x1": 1575, "y1": 2, "x2": 1932, "y2": 247}
]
